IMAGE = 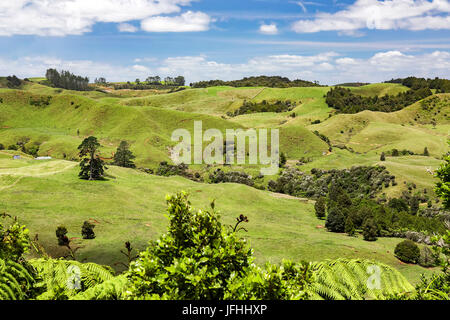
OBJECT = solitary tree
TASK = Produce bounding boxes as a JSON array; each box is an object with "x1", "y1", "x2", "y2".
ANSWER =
[
  {"x1": 113, "y1": 141, "x2": 136, "y2": 168},
  {"x1": 78, "y1": 136, "x2": 106, "y2": 180},
  {"x1": 423, "y1": 147, "x2": 429, "y2": 156},
  {"x1": 380, "y1": 152, "x2": 386, "y2": 161}
]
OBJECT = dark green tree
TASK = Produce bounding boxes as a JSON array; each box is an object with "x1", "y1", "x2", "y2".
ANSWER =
[
  {"x1": 56, "y1": 226, "x2": 69, "y2": 246},
  {"x1": 314, "y1": 197, "x2": 326, "y2": 220},
  {"x1": 380, "y1": 152, "x2": 386, "y2": 161},
  {"x1": 423, "y1": 147, "x2": 429, "y2": 156},
  {"x1": 81, "y1": 221, "x2": 96, "y2": 240},
  {"x1": 279, "y1": 152, "x2": 287, "y2": 168},
  {"x1": 362, "y1": 218, "x2": 378, "y2": 241},
  {"x1": 344, "y1": 216, "x2": 356, "y2": 236},
  {"x1": 113, "y1": 141, "x2": 136, "y2": 168},
  {"x1": 409, "y1": 196, "x2": 420, "y2": 215},
  {"x1": 325, "y1": 207, "x2": 345, "y2": 233},
  {"x1": 78, "y1": 136, "x2": 107, "y2": 180},
  {"x1": 394, "y1": 240, "x2": 420, "y2": 264}
]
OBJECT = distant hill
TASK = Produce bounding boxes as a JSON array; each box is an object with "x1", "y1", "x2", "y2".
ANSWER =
[{"x1": 191, "y1": 76, "x2": 322, "y2": 88}]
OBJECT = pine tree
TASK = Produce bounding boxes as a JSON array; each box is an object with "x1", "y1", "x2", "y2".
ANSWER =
[
  {"x1": 380, "y1": 152, "x2": 386, "y2": 161},
  {"x1": 423, "y1": 147, "x2": 429, "y2": 156},
  {"x1": 78, "y1": 136, "x2": 107, "y2": 180},
  {"x1": 345, "y1": 216, "x2": 355, "y2": 236},
  {"x1": 113, "y1": 141, "x2": 136, "y2": 168}
]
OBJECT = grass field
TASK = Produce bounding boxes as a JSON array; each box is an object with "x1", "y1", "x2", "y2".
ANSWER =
[
  {"x1": 0, "y1": 155, "x2": 438, "y2": 283},
  {"x1": 0, "y1": 81, "x2": 448, "y2": 285}
]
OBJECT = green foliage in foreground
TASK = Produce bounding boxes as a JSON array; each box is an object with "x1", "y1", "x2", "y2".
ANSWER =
[{"x1": 0, "y1": 193, "x2": 447, "y2": 300}]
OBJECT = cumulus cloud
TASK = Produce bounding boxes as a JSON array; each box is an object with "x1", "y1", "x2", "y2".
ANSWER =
[
  {"x1": 141, "y1": 11, "x2": 212, "y2": 32},
  {"x1": 259, "y1": 23, "x2": 279, "y2": 35},
  {"x1": 1, "y1": 51, "x2": 449, "y2": 85},
  {"x1": 0, "y1": 0, "x2": 210, "y2": 36},
  {"x1": 292, "y1": 0, "x2": 450, "y2": 33}
]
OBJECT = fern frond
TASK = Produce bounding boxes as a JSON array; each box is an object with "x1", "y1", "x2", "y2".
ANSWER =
[{"x1": 307, "y1": 258, "x2": 414, "y2": 300}]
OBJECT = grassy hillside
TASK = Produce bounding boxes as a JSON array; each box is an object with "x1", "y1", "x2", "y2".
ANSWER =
[
  {"x1": 348, "y1": 83, "x2": 410, "y2": 97},
  {"x1": 311, "y1": 94, "x2": 450, "y2": 157},
  {"x1": 0, "y1": 154, "x2": 437, "y2": 283}
]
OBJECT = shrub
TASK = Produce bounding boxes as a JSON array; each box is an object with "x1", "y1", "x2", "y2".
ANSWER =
[
  {"x1": 325, "y1": 207, "x2": 345, "y2": 233},
  {"x1": 394, "y1": 240, "x2": 420, "y2": 264},
  {"x1": 81, "y1": 221, "x2": 96, "y2": 240},
  {"x1": 8, "y1": 144, "x2": 18, "y2": 151},
  {"x1": 0, "y1": 143, "x2": 4, "y2": 150},
  {"x1": 380, "y1": 152, "x2": 386, "y2": 161},
  {"x1": 56, "y1": 226, "x2": 69, "y2": 246},
  {"x1": 418, "y1": 246, "x2": 437, "y2": 268}
]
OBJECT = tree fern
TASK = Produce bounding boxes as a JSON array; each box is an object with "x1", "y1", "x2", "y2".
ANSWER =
[
  {"x1": 0, "y1": 258, "x2": 35, "y2": 300},
  {"x1": 70, "y1": 275, "x2": 129, "y2": 300},
  {"x1": 29, "y1": 258, "x2": 115, "y2": 299},
  {"x1": 307, "y1": 258, "x2": 414, "y2": 300}
]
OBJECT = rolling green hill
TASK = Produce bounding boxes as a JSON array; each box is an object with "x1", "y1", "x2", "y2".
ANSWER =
[{"x1": 0, "y1": 153, "x2": 437, "y2": 283}]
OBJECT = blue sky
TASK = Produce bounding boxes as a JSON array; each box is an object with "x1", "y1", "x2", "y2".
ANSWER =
[{"x1": 0, "y1": 0, "x2": 449, "y2": 85}]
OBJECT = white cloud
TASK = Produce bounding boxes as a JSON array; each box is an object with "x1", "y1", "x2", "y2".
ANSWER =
[
  {"x1": 259, "y1": 23, "x2": 279, "y2": 35},
  {"x1": 1, "y1": 51, "x2": 449, "y2": 85},
  {"x1": 0, "y1": 1, "x2": 208, "y2": 36},
  {"x1": 292, "y1": 0, "x2": 450, "y2": 33},
  {"x1": 118, "y1": 23, "x2": 138, "y2": 33},
  {"x1": 141, "y1": 11, "x2": 212, "y2": 32}
]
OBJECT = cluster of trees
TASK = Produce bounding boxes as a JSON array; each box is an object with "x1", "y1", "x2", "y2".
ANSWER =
[
  {"x1": 268, "y1": 166, "x2": 395, "y2": 200},
  {"x1": 325, "y1": 86, "x2": 432, "y2": 113},
  {"x1": 45, "y1": 69, "x2": 90, "y2": 91},
  {"x1": 209, "y1": 168, "x2": 256, "y2": 187},
  {"x1": 385, "y1": 76, "x2": 450, "y2": 93},
  {"x1": 380, "y1": 147, "x2": 430, "y2": 161},
  {"x1": 191, "y1": 76, "x2": 321, "y2": 88},
  {"x1": 227, "y1": 100, "x2": 296, "y2": 117},
  {"x1": 335, "y1": 82, "x2": 370, "y2": 87},
  {"x1": 5, "y1": 75, "x2": 22, "y2": 88},
  {"x1": 316, "y1": 184, "x2": 447, "y2": 241},
  {"x1": 77, "y1": 137, "x2": 136, "y2": 180}
]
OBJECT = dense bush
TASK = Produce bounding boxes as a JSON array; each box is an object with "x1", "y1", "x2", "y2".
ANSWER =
[
  {"x1": 156, "y1": 161, "x2": 189, "y2": 177},
  {"x1": 191, "y1": 76, "x2": 321, "y2": 88},
  {"x1": 228, "y1": 100, "x2": 296, "y2": 116},
  {"x1": 418, "y1": 246, "x2": 437, "y2": 268},
  {"x1": 385, "y1": 76, "x2": 450, "y2": 93},
  {"x1": 394, "y1": 240, "x2": 421, "y2": 264},
  {"x1": 209, "y1": 169, "x2": 255, "y2": 187},
  {"x1": 268, "y1": 166, "x2": 394, "y2": 200}
]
